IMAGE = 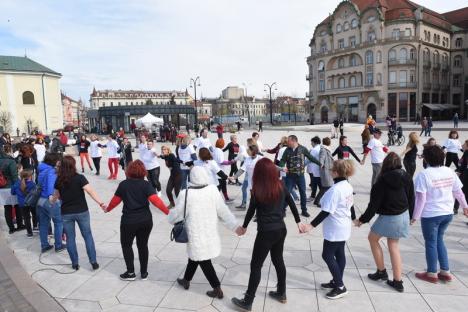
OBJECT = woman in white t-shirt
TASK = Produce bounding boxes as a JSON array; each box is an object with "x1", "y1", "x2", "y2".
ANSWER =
[
  {"x1": 442, "y1": 130, "x2": 462, "y2": 169},
  {"x1": 33, "y1": 138, "x2": 46, "y2": 163},
  {"x1": 89, "y1": 135, "x2": 106, "y2": 176},
  {"x1": 232, "y1": 138, "x2": 256, "y2": 210},
  {"x1": 231, "y1": 145, "x2": 263, "y2": 192},
  {"x1": 361, "y1": 129, "x2": 388, "y2": 185},
  {"x1": 302, "y1": 160, "x2": 356, "y2": 299},
  {"x1": 139, "y1": 137, "x2": 161, "y2": 194},
  {"x1": 176, "y1": 135, "x2": 197, "y2": 189},
  {"x1": 213, "y1": 138, "x2": 234, "y2": 202},
  {"x1": 307, "y1": 136, "x2": 322, "y2": 200},
  {"x1": 412, "y1": 145, "x2": 468, "y2": 284},
  {"x1": 106, "y1": 134, "x2": 121, "y2": 180},
  {"x1": 194, "y1": 147, "x2": 228, "y2": 187}
]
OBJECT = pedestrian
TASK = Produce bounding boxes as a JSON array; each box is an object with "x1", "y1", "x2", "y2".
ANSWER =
[
  {"x1": 453, "y1": 112, "x2": 459, "y2": 128},
  {"x1": 139, "y1": 137, "x2": 162, "y2": 195},
  {"x1": 104, "y1": 160, "x2": 169, "y2": 281},
  {"x1": 89, "y1": 135, "x2": 105, "y2": 176},
  {"x1": 455, "y1": 140, "x2": 468, "y2": 215},
  {"x1": 307, "y1": 136, "x2": 322, "y2": 201},
  {"x1": 332, "y1": 119, "x2": 339, "y2": 139},
  {"x1": 170, "y1": 166, "x2": 239, "y2": 299},
  {"x1": 356, "y1": 152, "x2": 414, "y2": 292},
  {"x1": 332, "y1": 136, "x2": 361, "y2": 162},
  {"x1": 33, "y1": 138, "x2": 46, "y2": 164},
  {"x1": 302, "y1": 160, "x2": 356, "y2": 299},
  {"x1": 159, "y1": 146, "x2": 182, "y2": 208},
  {"x1": 361, "y1": 129, "x2": 388, "y2": 185},
  {"x1": 231, "y1": 158, "x2": 303, "y2": 311},
  {"x1": 215, "y1": 123, "x2": 224, "y2": 139},
  {"x1": 279, "y1": 135, "x2": 321, "y2": 217},
  {"x1": 176, "y1": 135, "x2": 197, "y2": 190},
  {"x1": 339, "y1": 118, "x2": 344, "y2": 136},
  {"x1": 233, "y1": 138, "x2": 257, "y2": 210},
  {"x1": 193, "y1": 128, "x2": 212, "y2": 150},
  {"x1": 258, "y1": 120, "x2": 263, "y2": 132},
  {"x1": 11, "y1": 169, "x2": 36, "y2": 237},
  {"x1": 442, "y1": 130, "x2": 462, "y2": 170},
  {"x1": 420, "y1": 117, "x2": 428, "y2": 137},
  {"x1": 106, "y1": 134, "x2": 120, "y2": 180},
  {"x1": 54, "y1": 156, "x2": 103, "y2": 271},
  {"x1": 120, "y1": 137, "x2": 133, "y2": 170},
  {"x1": 213, "y1": 138, "x2": 234, "y2": 202},
  {"x1": 314, "y1": 137, "x2": 334, "y2": 206},
  {"x1": 361, "y1": 125, "x2": 371, "y2": 154},
  {"x1": 37, "y1": 153, "x2": 65, "y2": 253},
  {"x1": 194, "y1": 147, "x2": 229, "y2": 187},
  {"x1": 223, "y1": 135, "x2": 240, "y2": 185},
  {"x1": 427, "y1": 116, "x2": 433, "y2": 136},
  {"x1": 252, "y1": 132, "x2": 263, "y2": 151},
  {"x1": 1, "y1": 145, "x2": 21, "y2": 235},
  {"x1": 73, "y1": 135, "x2": 93, "y2": 173},
  {"x1": 230, "y1": 143, "x2": 263, "y2": 192},
  {"x1": 237, "y1": 121, "x2": 241, "y2": 132},
  {"x1": 411, "y1": 145, "x2": 468, "y2": 283},
  {"x1": 401, "y1": 132, "x2": 419, "y2": 178}
]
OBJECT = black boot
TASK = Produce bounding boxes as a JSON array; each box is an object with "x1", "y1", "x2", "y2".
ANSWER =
[
  {"x1": 206, "y1": 286, "x2": 223, "y2": 299},
  {"x1": 231, "y1": 294, "x2": 254, "y2": 311},
  {"x1": 386, "y1": 279, "x2": 404, "y2": 293},
  {"x1": 268, "y1": 290, "x2": 287, "y2": 303},
  {"x1": 177, "y1": 278, "x2": 190, "y2": 290},
  {"x1": 368, "y1": 269, "x2": 388, "y2": 281}
]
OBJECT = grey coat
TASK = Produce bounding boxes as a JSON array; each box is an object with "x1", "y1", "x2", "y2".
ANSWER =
[{"x1": 319, "y1": 146, "x2": 334, "y2": 187}]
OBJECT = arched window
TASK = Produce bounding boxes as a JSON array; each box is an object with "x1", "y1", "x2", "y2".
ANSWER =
[
  {"x1": 339, "y1": 77, "x2": 346, "y2": 88},
  {"x1": 343, "y1": 22, "x2": 349, "y2": 31},
  {"x1": 376, "y1": 51, "x2": 382, "y2": 63},
  {"x1": 350, "y1": 55, "x2": 357, "y2": 66},
  {"x1": 423, "y1": 48, "x2": 430, "y2": 61},
  {"x1": 433, "y1": 51, "x2": 439, "y2": 64},
  {"x1": 351, "y1": 19, "x2": 358, "y2": 28},
  {"x1": 454, "y1": 56, "x2": 462, "y2": 67},
  {"x1": 410, "y1": 49, "x2": 415, "y2": 60},
  {"x1": 366, "y1": 50, "x2": 373, "y2": 64},
  {"x1": 349, "y1": 76, "x2": 356, "y2": 87},
  {"x1": 455, "y1": 38, "x2": 463, "y2": 48},
  {"x1": 22, "y1": 91, "x2": 35, "y2": 104},
  {"x1": 338, "y1": 58, "x2": 345, "y2": 68},
  {"x1": 318, "y1": 60, "x2": 325, "y2": 71},
  {"x1": 399, "y1": 48, "x2": 407, "y2": 60},
  {"x1": 389, "y1": 49, "x2": 396, "y2": 60},
  {"x1": 336, "y1": 23, "x2": 342, "y2": 33}
]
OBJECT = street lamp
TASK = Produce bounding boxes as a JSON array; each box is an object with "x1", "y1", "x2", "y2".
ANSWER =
[
  {"x1": 264, "y1": 82, "x2": 277, "y2": 125},
  {"x1": 190, "y1": 76, "x2": 201, "y2": 128},
  {"x1": 242, "y1": 82, "x2": 252, "y2": 127}
]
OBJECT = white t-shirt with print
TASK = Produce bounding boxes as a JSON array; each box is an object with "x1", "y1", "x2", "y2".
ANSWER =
[
  {"x1": 107, "y1": 140, "x2": 120, "y2": 158},
  {"x1": 443, "y1": 138, "x2": 462, "y2": 154},
  {"x1": 212, "y1": 148, "x2": 225, "y2": 167},
  {"x1": 194, "y1": 137, "x2": 212, "y2": 150},
  {"x1": 139, "y1": 143, "x2": 160, "y2": 170},
  {"x1": 241, "y1": 155, "x2": 263, "y2": 190},
  {"x1": 414, "y1": 166, "x2": 463, "y2": 218},
  {"x1": 367, "y1": 138, "x2": 386, "y2": 164},
  {"x1": 307, "y1": 145, "x2": 321, "y2": 177},
  {"x1": 194, "y1": 159, "x2": 221, "y2": 186},
  {"x1": 89, "y1": 141, "x2": 103, "y2": 158},
  {"x1": 178, "y1": 144, "x2": 196, "y2": 170},
  {"x1": 319, "y1": 180, "x2": 354, "y2": 242}
]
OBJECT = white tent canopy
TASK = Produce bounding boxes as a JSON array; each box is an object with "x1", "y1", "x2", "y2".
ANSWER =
[{"x1": 135, "y1": 113, "x2": 164, "y2": 128}]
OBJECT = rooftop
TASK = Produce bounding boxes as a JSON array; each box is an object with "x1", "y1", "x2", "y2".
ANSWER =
[{"x1": 0, "y1": 55, "x2": 61, "y2": 76}]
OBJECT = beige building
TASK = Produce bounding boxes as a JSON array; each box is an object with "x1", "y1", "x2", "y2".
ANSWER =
[
  {"x1": 0, "y1": 55, "x2": 63, "y2": 133},
  {"x1": 307, "y1": 0, "x2": 468, "y2": 123},
  {"x1": 62, "y1": 93, "x2": 87, "y2": 128}
]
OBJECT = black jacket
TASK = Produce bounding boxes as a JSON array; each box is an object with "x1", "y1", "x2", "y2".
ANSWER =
[{"x1": 359, "y1": 168, "x2": 414, "y2": 223}]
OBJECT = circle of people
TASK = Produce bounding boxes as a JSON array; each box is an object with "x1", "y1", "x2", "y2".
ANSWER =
[{"x1": 1, "y1": 126, "x2": 468, "y2": 311}]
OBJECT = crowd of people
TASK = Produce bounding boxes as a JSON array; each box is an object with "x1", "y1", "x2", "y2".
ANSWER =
[{"x1": 1, "y1": 122, "x2": 468, "y2": 311}]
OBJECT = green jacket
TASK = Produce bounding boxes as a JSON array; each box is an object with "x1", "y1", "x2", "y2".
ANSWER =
[
  {"x1": 279, "y1": 145, "x2": 321, "y2": 175},
  {"x1": 0, "y1": 153, "x2": 18, "y2": 188}
]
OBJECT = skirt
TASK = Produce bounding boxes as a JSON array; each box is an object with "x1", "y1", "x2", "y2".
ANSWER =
[{"x1": 371, "y1": 210, "x2": 410, "y2": 239}]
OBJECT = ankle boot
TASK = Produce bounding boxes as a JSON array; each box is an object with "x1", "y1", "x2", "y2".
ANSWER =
[
  {"x1": 268, "y1": 290, "x2": 287, "y2": 303},
  {"x1": 177, "y1": 278, "x2": 190, "y2": 290},
  {"x1": 206, "y1": 286, "x2": 224, "y2": 299},
  {"x1": 231, "y1": 294, "x2": 254, "y2": 311}
]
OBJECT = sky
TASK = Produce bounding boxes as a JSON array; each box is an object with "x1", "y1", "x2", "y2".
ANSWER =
[{"x1": 1, "y1": 0, "x2": 466, "y2": 104}]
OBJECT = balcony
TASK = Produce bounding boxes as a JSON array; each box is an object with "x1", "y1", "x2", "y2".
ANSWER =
[
  {"x1": 423, "y1": 60, "x2": 432, "y2": 68},
  {"x1": 433, "y1": 62, "x2": 441, "y2": 70},
  {"x1": 388, "y1": 82, "x2": 417, "y2": 89},
  {"x1": 388, "y1": 59, "x2": 417, "y2": 66}
]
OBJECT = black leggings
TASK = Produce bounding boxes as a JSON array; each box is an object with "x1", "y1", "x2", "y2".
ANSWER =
[
  {"x1": 229, "y1": 162, "x2": 238, "y2": 177},
  {"x1": 120, "y1": 220, "x2": 153, "y2": 274},
  {"x1": 23, "y1": 205, "x2": 37, "y2": 234},
  {"x1": 92, "y1": 157, "x2": 101, "y2": 174},
  {"x1": 403, "y1": 158, "x2": 416, "y2": 178},
  {"x1": 445, "y1": 152, "x2": 459, "y2": 170},
  {"x1": 217, "y1": 178, "x2": 229, "y2": 200},
  {"x1": 184, "y1": 259, "x2": 220, "y2": 289},
  {"x1": 314, "y1": 186, "x2": 330, "y2": 206},
  {"x1": 147, "y1": 167, "x2": 161, "y2": 192},
  {"x1": 167, "y1": 172, "x2": 182, "y2": 206},
  {"x1": 322, "y1": 240, "x2": 346, "y2": 288},
  {"x1": 247, "y1": 228, "x2": 287, "y2": 297},
  {"x1": 4, "y1": 205, "x2": 23, "y2": 231}
]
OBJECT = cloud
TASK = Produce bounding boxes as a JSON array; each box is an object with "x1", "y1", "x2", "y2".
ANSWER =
[{"x1": 1, "y1": 0, "x2": 466, "y2": 102}]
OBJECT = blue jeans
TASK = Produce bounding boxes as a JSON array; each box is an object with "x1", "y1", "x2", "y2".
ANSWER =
[
  {"x1": 284, "y1": 174, "x2": 307, "y2": 213},
  {"x1": 421, "y1": 214, "x2": 453, "y2": 273},
  {"x1": 181, "y1": 169, "x2": 190, "y2": 190},
  {"x1": 62, "y1": 211, "x2": 97, "y2": 265},
  {"x1": 241, "y1": 177, "x2": 249, "y2": 205},
  {"x1": 37, "y1": 198, "x2": 63, "y2": 250}
]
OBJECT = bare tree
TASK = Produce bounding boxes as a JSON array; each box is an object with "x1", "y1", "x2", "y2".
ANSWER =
[
  {"x1": 0, "y1": 111, "x2": 12, "y2": 134},
  {"x1": 24, "y1": 117, "x2": 38, "y2": 134}
]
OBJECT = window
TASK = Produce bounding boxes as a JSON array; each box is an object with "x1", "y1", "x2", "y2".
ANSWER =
[
  {"x1": 454, "y1": 56, "x2": 462, "y2": 67},
  {"x1": 410, "y1": 49, "x2": 415, "y2": 60},
  {"x1": 351, "y1": 19, "x2": 358, "y2": 28},
  {"x1": 349, "y1": 36, "x2": 356, "y2": 47},
  {"x1": 320, "y1": 41, "x2": 327, "y2": 52},
  {"x1": 376, "y1": 51, "x2": 382, "y2": 63},
  {"x1": 433, "y1": 51, "x2": 439, "y2": 64},
  {"x1": 455, "y1": 38, "x2": 463, "y2": 48},
  {"x1": 427, "y1": 31, "x2": 431, "y2": 42},
  {"x1": 350, "y1": 76, "x2": 356, "y2": 87},
  {"x1": 410, "y1": 70, "x2": 415, "y2": 83},
  {"x1": 318, "y1": 61, "x2": 325, "y2": 71},
  {"x1": 453, "y1": 74, "x2": 461, "y2": 87},
  {"x1": 339, "y1": 78, "x2": 346, "y2": 88},
  {"x1": 392, "y1": 29, "x2": 400, "y2": 40},
  {"x1": 366, "y1": 50, "x2": 373, "y2": 64},
  {"x1": 338, "y1": 58, "x2": 345, "y2": 68},
  {"x1": 350, "y1": 55, "x2": 357, "y2": 66},
  {"x1": 338, "y1": 39, "x2": 345, "y2": 49},
  {"x1": 399, "y1": 48, "x2": 407, "y2": 60},
  {"x1": 423, "y1": 48, "x2": 429, "y2": 61},
  {"x1": 367, "y1": 31, "x2": 376, "y2": 42},
  {"x1": 377, "y1": 73, "x2": 382, "y2": 85},
  {"x1": 399, "y1": 70, "x2": 407, "y2": 86},
  {"x1": 319, "y1": 80, "x2": 325, "y2": 91},
  {"x1": 433, "y1": 34, "x2": 437, "y2": 43},
  {"x1": 366, "y1": 73, "x2": 373, "y2": 85},
  {"x1": 389, "y1": 49, "x2": 396, "y2": 61},
  {"x1": 110, "y1": 102, "x2": 113, "y2": 106},
  {"x1": 343, "y1": 22, "x2": 349, "y2": 31},
  {"x1": 389, "y1": 71, "x2": 397, "y2": 83},
  {"x1": 336, "y1": 23, "x2": 342, "y2": 33},
  {"x1": 22, "y1": 91, "x2": 35, "y2": 104},
  {"x1": 368, "y1": 15, "x2": 375, "y2": 22},
  {"x1": 405, "y1": 28, "x2": 411, "y2": 37}
]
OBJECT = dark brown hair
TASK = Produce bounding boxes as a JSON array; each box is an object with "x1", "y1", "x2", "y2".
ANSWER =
[
  {"x1": 322, "y1": 137, "x2": 331, "y2": 146},
  {"x1": 56, "y1": 155, "x2": 77, "y2": 189},
  {"x1": 449, "y1": 130, "x2": 459, "y2": 139},
  {"x1": 423, "y1": 145, "x2": 445, "y2": 167},
  {"x1": 198, "y1": 147, "x2": 213, "y2": 161},
  {"x1": 380, "y1": 152, "x2": 402, "y2": 176}
]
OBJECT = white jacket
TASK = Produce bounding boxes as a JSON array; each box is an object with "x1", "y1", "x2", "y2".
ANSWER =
[{"x1": 168, "y1": 167, "x2": 238, "y2": 261}]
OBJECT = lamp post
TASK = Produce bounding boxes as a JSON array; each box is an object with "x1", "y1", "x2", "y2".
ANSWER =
[
  {"x1": 242, "y1": 82, "x2": 252, "y2": 128},
  {"x1": 190, "y1": 76, "x2": 201, "y2": 127},
  {"x1": 264, "y1": 82, "x2": 277, "y2": 125}
]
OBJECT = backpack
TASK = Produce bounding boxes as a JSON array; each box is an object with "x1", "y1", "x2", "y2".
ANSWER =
[
  {"x1": 0, "y1": 162, "x2": 10, "y2": 188},
  {"x1": 24, "y1": 184, "x2": 42, "y2": 207}
]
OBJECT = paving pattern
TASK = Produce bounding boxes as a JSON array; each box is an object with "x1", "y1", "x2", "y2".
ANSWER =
[{"x1": 2, "y1": 125, "x2": 468, "y2": 312}]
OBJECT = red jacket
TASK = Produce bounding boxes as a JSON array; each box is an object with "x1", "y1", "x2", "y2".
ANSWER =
[{"x1": 216, "y1": 125, "x2": 223, "y2": 134}]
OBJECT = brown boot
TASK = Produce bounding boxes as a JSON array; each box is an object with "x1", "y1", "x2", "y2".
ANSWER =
[{"x1": 206, "y1": 287, "x2": 224, "y2": 299}]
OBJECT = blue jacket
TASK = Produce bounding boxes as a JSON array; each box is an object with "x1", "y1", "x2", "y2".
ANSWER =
[
  {"x1": 11, "y1": 180, "x2": 36, "y2": 207},
  {"x1": 37, "y1": 163, "x2": 57, "y2": 198}
]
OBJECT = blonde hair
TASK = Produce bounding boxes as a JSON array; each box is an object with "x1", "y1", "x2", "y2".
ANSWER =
[
  {"x1": 20, "y1": 169, "x2": 33, "y2": 193},
  {"x1": 407, "y1": 132, "x2": 419, "y2": 148},
  {"x1": 280, "y1": 136, "x2": 288, "y2": 146},
  {"x1": 161, "y1": 145, "x2": 172, "y2": 153},
  {"x1": 332, "y1": 160, "x2": 355, "y2": 178},
  {"x1": 246, "y1": 138, "x2": 255, "y2": 147}
]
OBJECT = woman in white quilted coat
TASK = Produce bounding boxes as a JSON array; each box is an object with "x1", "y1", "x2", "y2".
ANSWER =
[{"x1": 168, "y1": 166, "x2": 239, "y2": 299}]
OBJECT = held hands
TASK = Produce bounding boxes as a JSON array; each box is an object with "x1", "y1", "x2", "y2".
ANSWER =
[
  {"x1": 410, "y1": 219, "x2": 417, "y2": 225},
  {"x1": 99, "y1": 203, "x2": 108, "y2": 213},
  {"x1": 298, "y1": 223, "x2": 313, "y2": 233},
  {"x1": 235, "y1": 226, "x2": 247, "y2": 236},
  {"x1": 463, "y1": 208, "x2": 468, "y2": 217},
  {"x1": 353, "y1": 219, "x2": 362, "y2": 227}
]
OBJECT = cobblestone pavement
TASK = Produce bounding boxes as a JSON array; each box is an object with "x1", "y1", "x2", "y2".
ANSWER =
[{"x1": 2, "y1": 126, "x2": 468, "y2": 312}]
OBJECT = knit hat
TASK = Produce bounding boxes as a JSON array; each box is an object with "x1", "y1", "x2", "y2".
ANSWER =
[{"x1": 189, "y1": 166, "x2": 210, "y2": 187}]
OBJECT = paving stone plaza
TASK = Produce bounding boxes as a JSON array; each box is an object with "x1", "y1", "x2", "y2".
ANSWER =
[{"x1": 1, "y1": 124, "x2": 468, "y2": 312}]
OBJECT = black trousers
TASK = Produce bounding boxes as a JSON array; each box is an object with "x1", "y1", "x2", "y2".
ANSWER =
[
  {"x1": 167, "y1": 172, "x2": 182, "y2": 206},
  {"x1": 120, "y1": 220, "x2": 153, "y2": 274},
  {"x1": 92, "y1": 157, "x2": 101, "y2": 174},
  {"x1": 403, "y1": 158, "x2": 416, "y2": 178},
  {"x1": 23, "y1": 205, "x2": 37, "y2": 234},
  {"x1": 217, "y1": 178, "x2": 228, "y2": 200},
  {"x1": 147, "y1": 167, "x2": 161, "y2": 192},
  {"x1": 247, "y1": 228, "x2": 287, "y2": 297},
  {"x1": 309, "y1": 173, "x2": 321, "y2": 198},
  {"x1": 314, "y1": 186, "x2": 330, "y2": 206},
  {"x1": 445, "y1": 152, "x2": 459, "y2": 170},
  {"x1": 322, "y1": 240, "x2": 346, "y2": 288},
  {"x1": 229, "y1": 162, "x2": 238, "y2": 177},
  {"x1": 4, "y1": 205, "x2": 23, "y2": 231},
  {"x1": 184, "y1": 259, "x2": 220, "y2": 289}
]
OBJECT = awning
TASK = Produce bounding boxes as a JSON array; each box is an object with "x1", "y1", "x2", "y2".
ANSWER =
[{"x1": 423, "y1": 103, "x2": 458, "y2": 111}]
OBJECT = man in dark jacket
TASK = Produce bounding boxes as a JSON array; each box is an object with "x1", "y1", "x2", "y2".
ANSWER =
[
  {"x1": 279, "y1": 135, "x2": 320, "y2": 217},
  {"x1": 0, "y1": 146, "x2": 20, "y2": 234}
]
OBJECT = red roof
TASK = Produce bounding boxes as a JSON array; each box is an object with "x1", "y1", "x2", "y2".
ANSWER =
[{"x1": 443, "y1": 7, "x2": 468, "y2": 29}]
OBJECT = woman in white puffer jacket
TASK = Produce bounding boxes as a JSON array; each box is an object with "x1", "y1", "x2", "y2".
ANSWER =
[{"x1": 168, "y1": 166, "x2": 239, "y2": 300}]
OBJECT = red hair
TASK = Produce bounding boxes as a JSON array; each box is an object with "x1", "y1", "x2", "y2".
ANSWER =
[
  {"x1": 125, "y1": 160, "x2": 147, "y2": 179},
  {"x1": 252, "y1": 158, "x2": 283, "y2": 204}
]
